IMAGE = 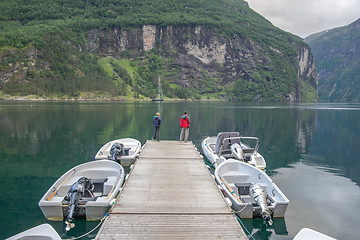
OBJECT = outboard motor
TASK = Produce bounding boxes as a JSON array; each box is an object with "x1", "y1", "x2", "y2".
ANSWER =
[
  {"x1": 231, "y1": 143, "x2": 244, "y2": 161},
  {"x1": 64, "y1": 177, "x2": 94, "y2": 232},
  {"x1": 249, "y1": 183, "x2": 273, "y2": 225},
  {"x1": 109, "y1": 142, "x2": 124, "y2": 163}
]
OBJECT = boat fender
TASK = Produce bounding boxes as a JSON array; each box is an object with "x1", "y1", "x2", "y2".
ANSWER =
[
  {"x1": 125, "y1": 174, "x2": 130, "y2": 181},
  {"x1": 224, "y1": 197, "x2": 232, "y2": 207}
]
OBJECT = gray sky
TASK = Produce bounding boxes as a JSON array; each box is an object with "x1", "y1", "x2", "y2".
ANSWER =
[{"x1": 246, "y1": 0, "x2": 360, "y2": 38}]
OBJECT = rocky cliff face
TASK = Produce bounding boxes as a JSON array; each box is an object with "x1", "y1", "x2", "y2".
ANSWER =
[
  {"x1": 0, "y1": 47, "x2": 49, "y2": 89},
  {"x1": 0, "y1": 0, "x2": 318, "y2": 101},
  {"x1": 85, "y1": 25, "x2": 317, "y2": 101},
  {"x1": 1, "y1": 24, "x2": 318, "y2": 101}
]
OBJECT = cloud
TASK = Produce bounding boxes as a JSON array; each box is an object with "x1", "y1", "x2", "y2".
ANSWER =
[{"x1": 247, "y1": 0, "x2": 360, "y2": 37}]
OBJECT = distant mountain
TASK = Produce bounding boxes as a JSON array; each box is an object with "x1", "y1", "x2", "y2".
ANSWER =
[
  {"x1": 305, "y1": 18, "x2": 360, "y2": 102},
  {"x1": 0, "y1": 0, "x2": 318, "y2": 101}
]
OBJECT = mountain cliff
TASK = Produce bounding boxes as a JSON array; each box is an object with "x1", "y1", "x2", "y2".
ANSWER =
[
  {"x1": 0, "y1": 0, "x2": 318, "y2": 101},
  {"x1": 305, "y1": 18, "x2": 360, "y2": 102}
]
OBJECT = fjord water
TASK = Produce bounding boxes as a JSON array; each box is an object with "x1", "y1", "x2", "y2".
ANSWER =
[{"x1": 0, "y1": 102, "x2": 359, "y2": 239}]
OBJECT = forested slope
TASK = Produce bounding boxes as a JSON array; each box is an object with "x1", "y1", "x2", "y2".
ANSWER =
[
  {"x1": 305, "y1": 18, "x2": 360, "y2": 102},
  {"x1": 0, "y1": 0, "x2": 318, "y2": 101}
]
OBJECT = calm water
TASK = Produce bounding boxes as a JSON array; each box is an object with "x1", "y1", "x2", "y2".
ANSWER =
[{"x1": 0, "y1": 102, "x2": 359, "y2": 239}]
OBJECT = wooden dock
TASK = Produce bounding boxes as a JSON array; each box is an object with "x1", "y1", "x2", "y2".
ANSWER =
[{"x1": 95, "y1": 140, "x2": 247, "y2": 239}]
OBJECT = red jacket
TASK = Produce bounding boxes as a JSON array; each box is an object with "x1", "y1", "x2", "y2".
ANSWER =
[{"x1": 180, "y1": 115, "x2": 190, "y2": 128}]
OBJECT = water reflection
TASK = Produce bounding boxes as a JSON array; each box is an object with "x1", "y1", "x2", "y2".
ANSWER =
[
  {"x1": 240, "y1": 218, "x2": 288, "y2": 240},
  {"x1": 272, "y1": 162, "x2": 359, "y2": 240},
  {"x1": 0, "y1": 102, "x2": 359, "y2": 239}
]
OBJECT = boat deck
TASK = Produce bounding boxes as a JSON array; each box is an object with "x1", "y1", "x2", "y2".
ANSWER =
[{"x1": 95, "y1": 140, "x2": 247, "y2": 239}]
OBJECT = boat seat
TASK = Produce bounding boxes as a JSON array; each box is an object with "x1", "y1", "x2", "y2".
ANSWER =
[
  {"x1": 235, "y1": 183, "x2": 275, "y2": 206},
  {"x1": 240, "y1": 195, "x2": 255, "y2": 204},
  {"x1": 222, "y1": 174, "x2": 250, "y2": 183},
  {"x1": 235, "y1": 183, "x2": 251, "y2": 195},
  {"x1": 103, "y1": 176, "x2": 118, "y2": 195},
  {"x1": 243, "y1": 148, "x2": 255, "y2": 154},
  {"x1": 50, "y1": 196, "x2": 64, "y2": 203},
  {"x1": 221, "y1": 151, "x2": 233, "y2": 159},
  {"x1": 215, "y1": 132, "x2": 241, "y2": 155},
  {"x1": 124, "y1": 147, "x2": 131, "y2": 156},
  {"x1": 88, "y1": 178, "x2": 108, "y2": 195}
]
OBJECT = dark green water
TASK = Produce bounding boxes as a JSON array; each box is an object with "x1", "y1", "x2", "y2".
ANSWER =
[{"x1": 0, "y1": 102, "x2": 359, "y2": 239}]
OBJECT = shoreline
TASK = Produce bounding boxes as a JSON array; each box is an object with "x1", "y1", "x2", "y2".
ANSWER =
[
  {"x1": 0, "y1": 95, "x2": 226, "y2": 103},
  {"x1": 0, "y1": 91, "x2": 226, "y2": 102}
]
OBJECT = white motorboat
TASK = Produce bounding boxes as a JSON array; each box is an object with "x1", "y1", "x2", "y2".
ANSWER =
[
  {"x1": 39, "y1": 160, "x2": 124, "y2": 227},
  {"x1": 6, "y1": 223, "x2": 61, "y2": 240},
  {"x1": 202, "y1": 132, "x2": 266, "y2": 170},
  {"x1": 293, "y1": 228, "x2": 336, "y2": 240},
  {"x1": 95, "y1": 138, "x2": 141, "y2": 166},
  {"x1": 214, "y1": 160, "x2": 289, "y2": 223}
]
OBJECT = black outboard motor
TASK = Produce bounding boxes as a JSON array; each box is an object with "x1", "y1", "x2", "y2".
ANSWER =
[
  {"x1": 64, "y1": 177, "x2": 93, "y2": 232},
  {"x1": 108, "y1": 142, "x2": 124, "y2": 163}
]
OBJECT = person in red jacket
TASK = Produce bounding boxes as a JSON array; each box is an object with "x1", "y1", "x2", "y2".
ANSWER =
[{"x1": 179, "y1": 111, "x2": 191, "y2": 142}]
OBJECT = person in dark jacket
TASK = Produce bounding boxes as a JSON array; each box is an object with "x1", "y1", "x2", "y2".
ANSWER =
[
  {"x1": 152, "y1": 112, "x2": 161, "y2": 141},
  {"x1": 179, "y1": 111, "x2": 191, "y2": 142}
]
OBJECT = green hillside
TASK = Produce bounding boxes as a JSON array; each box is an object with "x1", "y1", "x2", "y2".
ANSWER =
[
  {"x1": 0, "y1": 0, "x2": 317, "y2": 101},
  {"x1": 305, "y1": 18, "x2": 360, "y2": 102}
]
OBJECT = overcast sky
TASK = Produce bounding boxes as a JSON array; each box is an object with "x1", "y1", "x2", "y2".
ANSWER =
[{"x1": 246, "y1": 0, "x2": 360, "y2": 38}]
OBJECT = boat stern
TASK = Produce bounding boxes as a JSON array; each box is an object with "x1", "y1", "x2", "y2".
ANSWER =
[{"x1": 38, "y1": 198, "x2": 64, "y2": 221}]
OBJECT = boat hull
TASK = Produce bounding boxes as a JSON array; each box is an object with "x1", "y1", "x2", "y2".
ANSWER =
[
  {"x1": 39, "y1": 160, "x2": 124, "y2": 221},
  {"x1": 95, "y1": 138, "x2": 141, "y2": 166},
  {"x1": 294, "y1": 228, "x2": 336, "y2": 240},
  {"x1": 214, "y1": 160, "x2": 289, "y2": 219},
  {"x1": 202, "y1": 135, "x2": 266, "y2": 170},
  {"x1": 6, "y1": 224, "x2": 61, "y2": 240},
  {"x1": 201, "y1": 136, "x2": 225, "y2": 166}
]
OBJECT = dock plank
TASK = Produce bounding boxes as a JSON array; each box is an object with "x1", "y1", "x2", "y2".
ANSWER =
[
  {"x1": 96, "y1": 140, "x2": 247, "y2": 239},
  {"x1": 98, "y1": 214, "x2": 245, "y2": 239}
]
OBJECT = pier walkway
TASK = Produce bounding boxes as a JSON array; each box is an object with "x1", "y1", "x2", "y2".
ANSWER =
[{"x1": 95, "y1": 140, "x2": 247, "y2": 239}]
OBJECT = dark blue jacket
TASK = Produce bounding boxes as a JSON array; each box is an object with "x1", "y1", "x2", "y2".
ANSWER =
[{"x1": 153, "y1": 116, "x2": 161, "y2": 127}]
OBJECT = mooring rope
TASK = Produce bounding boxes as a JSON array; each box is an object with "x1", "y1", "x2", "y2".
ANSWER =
[
  {"x1": 235, "y1": 215, "x2": 256, "y2": 240},
  {"x1": 203, "y1": 160, "x2": 215, "y2": 168},
  {"x1": 70, "y1": 212, "x2": 109, "y2": 240}
]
